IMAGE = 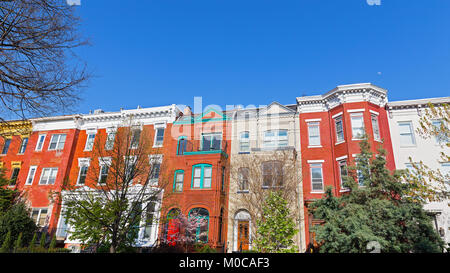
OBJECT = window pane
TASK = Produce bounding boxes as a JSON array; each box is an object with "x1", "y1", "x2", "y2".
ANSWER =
[
  {"x1": 203, "y1": 178, "x2": 211, "y2": 188},
  {"x1": 38, "y1": 209, "x2": 48, "y2": 227},
  {"x1": 204, "y1": 167, "x2": 212, "y2": 178}
]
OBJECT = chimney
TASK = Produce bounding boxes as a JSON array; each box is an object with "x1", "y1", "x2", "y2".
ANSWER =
[{"x1": 183, "y1": 106, "x2": 192, "y2": 116}]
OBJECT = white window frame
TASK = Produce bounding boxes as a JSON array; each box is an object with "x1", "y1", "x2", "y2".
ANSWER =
[
  {"x1": 31, "y1": 208, "x2": 48, "y2": 227},
  {"x1": 25, "y1": 166, "x2": 37, "y2": 185},
  {"x1": 105, "y1": 132, "x2": 116, "y2": 150},
  {"x1": 98, "y1": 157, "x2": 111, "y2": 185},
  {"x1": 334, "y1": 116, "x2": 345, "y2": 144},
  {"x1": 310, "y1": 163, "x2": 324, "y2": 193},
  {"x1": 149, "y1": 154, "x2": 163, "y2": 185},
  {"x1": 350, "y1": 112, "x2": 365, "y2": 140},
  {"x1": 84, "y1": 133, "x2": 96, "y2": 151},
  {"x1": 153, "y1": 127, "x2": 165, "y2": 147},
  {"x1": 48, "y1": 134, "x2": 67, "y2": 151},
  {"x1": 338, "y1": 160, "x2": 349, "y2": 191},
  {"x1": 307, "y1": 122, "x2": 321, "y2": 147},
  {"x1": 239, "y1": 131, "x2": 250, "y2": 152},
  {"x1": 18, "y1": 137, "x2": 28, "y2": 154},
  {"x1": 38, "y1": 167, "x2": 58, "y2": 185},
  {"x1": 431, "y1": 119, "x2": 449, "y2": 145},
  {"x1": 35, "y1": 134, "x2": 46, "y2": 151},
  {"x1": 371, "y1": 113, "x2": 381, "y2": 142},
  {"x1": 398, "y1": 121, "x2": 416, "y2": 147},
  {"x1": 263, "y1": 130, "x2": 288, "y2": 148}
]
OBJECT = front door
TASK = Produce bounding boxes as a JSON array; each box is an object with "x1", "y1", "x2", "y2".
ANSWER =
[{"x1": 237, "y1": 221, "x2": 249, "y2": 251}]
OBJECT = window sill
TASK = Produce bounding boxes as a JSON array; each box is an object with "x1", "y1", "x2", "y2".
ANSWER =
[
  {"x1": 308, "y1": 145, "x2": 322, "y2": 148},
  {"x1": 153, "y1": 144, "x2": 163, "y2": 148},
  {"x1": 352, "y1": 138, "x2": 364, "y2": 141},
  {"x1": 335, "y1": 141, "x2": 345, "y2": 146},
  {"x1": 310, "y1": 191, "x2": 325, "y2": 194},
  {"x1": 340, "y1": 189, "x2": 350, "y2": 192},
  {"x1": 238, "y1": 151, "x2": 250, "y2": 154},
  {"x1": 237, "y1": 190, "x2": 249, "y2": 194}
]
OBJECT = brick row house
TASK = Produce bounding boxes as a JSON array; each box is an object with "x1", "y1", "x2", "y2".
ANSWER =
[{"x1": 1, "y1": 82, "x2": 449, "y2": 252}]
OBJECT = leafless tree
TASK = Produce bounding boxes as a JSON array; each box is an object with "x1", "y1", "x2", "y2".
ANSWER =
[
  {"x1": 0, "y1": 0, "x2": 89, "y2": 124},
  {"x1": 59, "y1": 118, "x2": 172, "y2": 253},
  {"x1": 229, "y1": 149, "x2": 302, "y2": 247}
]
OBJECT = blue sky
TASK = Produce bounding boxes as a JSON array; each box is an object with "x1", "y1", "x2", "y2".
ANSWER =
[{"x1": 73, "y1": 0, "x2": 450, "y2": 114}]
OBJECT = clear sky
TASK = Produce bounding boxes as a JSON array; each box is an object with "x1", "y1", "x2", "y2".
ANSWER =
[{"x1": 73, "y1": 0, "x2": 450, "y2": 114}]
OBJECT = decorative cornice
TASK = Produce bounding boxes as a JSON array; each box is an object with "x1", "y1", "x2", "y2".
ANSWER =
[{"x1": 296, "y1": 83, "x2": 388, "y2": 113}]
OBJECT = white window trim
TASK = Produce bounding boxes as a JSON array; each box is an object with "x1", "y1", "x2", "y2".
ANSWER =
[
  {"x1": 48, "y1": 134, "x2": 66, "y2": 151},
  {"x1": 334, "y1": 115, "x2": 345, "y2": 144},
  {"x1": 331, "y1": 112, "x2": 343, "y2": 119},
  {"x1": 307, "y1": 122, "x2": 321, "y2": 147},
  {"x1": 239, "y1": 131, "x2": 250, "y2": 152},
  {"x1": 25, "y1": 166, "x2": 37, "y2": 185},
  {"x1": 153, "y1": 127, "x2": 165, "y2": 148},
  {"x1": 369, "y1": 110, "x2": 379, "y2": 116},
  {"x1": 307, "y1": 159, "x2": 325, "y2": 163},
  {"x1": 98, "y1": 157, "x2": 112, "y2": 185},
  {"x1": 31, "y1": 207, "x2": 49, "y2": 227},
  {"x1": 350, "y1": 112, "x2": 365, "y2": 140},
  {"x1": 38, "y1": 168, "x2": 58, "y2": 185},
  {"x1": 398, "y1": 121, "x2": 416, "y2": 147},
  {"x1": 84, "y1": 133, "x2": 96, "y2": 151},
  {"x1": 310, "y1": 163, "x2": 324, "y2": 193},
  {"x1": 35, "y1": 134, "x2": 46, "y2": 151},
  {"x1": 335, "y1": 155, "x2": 348, "y2": 161},
  {"x1": 347, "y1": 108, "x2": 365, "y2": 113},
  {"x1": 371, "y1": 114, "x2": 382, "y2": 142}
]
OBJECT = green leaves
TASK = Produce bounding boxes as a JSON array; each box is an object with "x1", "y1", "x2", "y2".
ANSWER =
[
  {"x1": 309, "y1": 138, "x2": 444, "y2": 253},
  {"x1": 254, "y1": 191, "x2": 298, "y2": 253}
]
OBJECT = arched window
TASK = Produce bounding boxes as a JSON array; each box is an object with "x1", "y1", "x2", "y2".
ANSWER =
[
  {"x1": 188, "y1": 208, "x2": 209, "y2": 243},
  {"x1": 177, "y1": 136, "x2": 188, "y2": 155}
]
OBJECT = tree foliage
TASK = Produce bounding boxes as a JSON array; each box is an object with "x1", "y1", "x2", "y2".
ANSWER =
[
  {"x1": 253, "y1": 191, "x2": 298, "y2": 253},
  {"x1": 61, "y1": 119, "x2": 170, "y2": 253},
  {"x1": 309, "y1": 138, "x2": 444, "y2": 253}
]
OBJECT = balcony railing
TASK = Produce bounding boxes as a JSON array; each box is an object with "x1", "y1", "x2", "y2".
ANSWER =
[{"x1": 177, "y1": 139, "x2": 228, "y2": 156}]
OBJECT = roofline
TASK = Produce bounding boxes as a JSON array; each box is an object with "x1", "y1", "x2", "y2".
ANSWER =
[{"x1": 296, "y1": 83, "x2": 387, "y2": 103}]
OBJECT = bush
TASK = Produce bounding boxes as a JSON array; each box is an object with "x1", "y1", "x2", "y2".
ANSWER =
[
  {"x1": 193, "y1": 243, "x2": 217, "y2": 253},
  {"x1": 0, "y1": 203, "x2": 37, "y2": 246}
]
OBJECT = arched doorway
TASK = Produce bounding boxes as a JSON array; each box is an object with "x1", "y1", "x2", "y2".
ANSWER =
[{"x1": 233, "y1": 210, "x2": 251, "y2": 251}]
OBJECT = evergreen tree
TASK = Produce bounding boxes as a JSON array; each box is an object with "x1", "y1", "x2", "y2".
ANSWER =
[
  {"x1": 253, "y1": 191, "x2": 298, "y2": 253},
  {"x1": 0, "y1": 202, "x2": 37, "y2": 246},
  {"x1": 309, "y1": 138, "x2": 444, "y2": 253},
  {"x1": 14, "y1": 232, "x2": 23, "y2": 252},
  {"x1": 49, "y1": 234, "x2": 57, "y2": 249},
  {"x1": 39, "y1": 232, "x2": 47, "y2": 248},
  {"x1": 29, "y1": 233, "x2": 37, "y2": 250},
  {"x1": 0, "y1": 230, "x2": 12, "y2": 253}
]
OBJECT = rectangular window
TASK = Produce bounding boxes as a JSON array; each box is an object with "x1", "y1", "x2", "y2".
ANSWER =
[
  {"x1": 18, "y1": 137, "x2": 28, "y2": 154},
  {"x1": 398, "y1": 121, "x2": 416, "y2": 146},
  {"x1": 25, "y1": 166, "x2": 37, "y2": 185},
  {"x1": 9, "y1": 168, "x2": 20, "y2": 186},
  {"x1": 262, "y1": 161, "x2": 283, "y2": 188},
  {"x1": 338, "y1": 161, "x2": 348, "y2": 189},
  {"x1": 35, "y1": 134, "x2": 46, "y2": 151},
  {"x1": 149, "y1": 163, "x2": 161, "y2": 180},
  {"x1": 441, "y1": 163, "x2": 450, "y2": 183},
  {"x1": 99, "y1": 165, "x2": 109, "y2": 184},
  {"x1": 351, "y1": 113, "x2": 365, "y2": 139},
  {"x1": 371, "y1": 114, "x2": 381, "y2": 141},
  {"x1": 239, "y1": 132, "x2": 250, "y2": 152},
  {"x1": 143, "y1": 202, "x2": 156, "y2": 239},
  {"x1": 202, "y1": 133, "x2": 222, "y2": 151},
  {"x1": 1, "y1": 139, "x2": 11, "y2": 154},
  {"x1": 174, "y1": 171, "x2": 184, "y2": 192},
  {"x1": 192, "y1": 165, "x2": 213, "y2": 189},
  {"x1": 238, "y1": 168, "x2": 249, "y2": 192},
  {"x1": 335, "y1": 117, "x2": 344, "y2": 143},
  {"x1": 48, "y1": 134, "x2": 67, "y2": 150},
  {"x1": 263, "y1": 130, "x2": 288, "y2": 148},
  {"x1": 31, "y1": 208, "x2": 48, "y2": 227},
  {"x1": 154, "y1": 128, "x2": 165, "y2": 146},
  {"x1": 105, "y1": 132, "x2": 115, "y2": 150},
  {"x1": 307, "y1": 122, "x2": 321, "y2": 146},
  {"x1": 193, "y1": 167, "x2": 202, "y2": 188},
  {"x1": 432, "y1": 120, "x2": 449, "y2": 144},
  {"x1": 39, "y1": 168, "x2": 58, "y2": 185},
  {"x1": 84, "y1": 134, "x2": 96, "y2": 151},
  {"x1": 310, "y1": 164, "x2": 324, "y2": 192},
  {"x1": 203, "y1": 166, "x2": 212, "y2": 188},
  {"x1": 131, "y1": 129, "x2": 141, "y2": 149},
  {"x1": 77, "y1": 166, "x2": 88, "y2": 185}
]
